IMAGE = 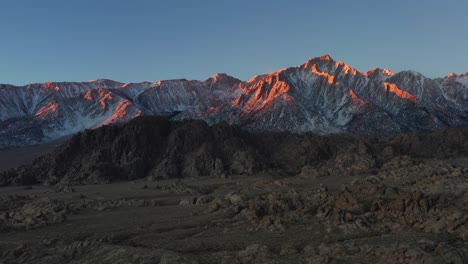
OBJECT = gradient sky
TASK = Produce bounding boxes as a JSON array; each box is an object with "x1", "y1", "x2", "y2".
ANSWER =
[{"x1": 1, "y1": 0, "x2": 467, "y2": 85}]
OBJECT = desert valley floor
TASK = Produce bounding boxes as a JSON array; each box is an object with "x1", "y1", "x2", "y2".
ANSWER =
[{"x1": 1, "y1": 157, "x2": 468, "y2": 263}]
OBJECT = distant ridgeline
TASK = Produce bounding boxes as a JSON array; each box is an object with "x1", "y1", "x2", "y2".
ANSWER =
[{"x1": 0, "y1": 55, "x2": 467, "y2": 149}]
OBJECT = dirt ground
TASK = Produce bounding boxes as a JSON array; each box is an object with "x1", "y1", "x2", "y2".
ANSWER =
[{"x1": 1, "y1": 156, "x2": 468, "y2": 264}]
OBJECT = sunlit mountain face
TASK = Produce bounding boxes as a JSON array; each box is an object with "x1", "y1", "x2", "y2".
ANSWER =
[{"x1": 0, "y1": 55, "x2": 467, "y2": 149}]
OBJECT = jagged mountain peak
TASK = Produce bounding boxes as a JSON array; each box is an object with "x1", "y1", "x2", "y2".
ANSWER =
[
  {"x1": 444, "y1": 72, "x2": 468, "y2": 87},
  {"x1": 447, "y1": 72, "x2": 468, "y2": 78},
  {"x1": 86, "y1": 79, "x2": 123, "y2": 86},
  {"x1": 210, "y1": 73, "x2": 229, "y2": 79},
  {"x1": 398, "y1": 70, "x2": 426, "y2": 77},
  {"x1": 206, "y1": 73, "x2": 242, "y2": 84},
  {"x1": 246, "y1": 74, "x2": 269, "y2": 84},
  {"x1": 42, "y1": 82, "x2": 61, "y2": 91},
  {"x1": 364, "y1": 68, "x2": 395, "y2": 78},
  {"x1": 300, "y1": 55, "x2": 361, "y2": 79},
  {"x1": 389, "y1": 71, "x2": 427, "y2": 85},
  {"x1": 319, "y1": 54, "x2": 333, "y2": 61},
  {"x1": 302, "y1": 54, "x2": 336, "y2": 67}
]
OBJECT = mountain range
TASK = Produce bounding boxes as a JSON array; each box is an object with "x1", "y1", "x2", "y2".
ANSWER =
[{"x1": 1, "y1": 55, "x2": 467, "y2": 149}]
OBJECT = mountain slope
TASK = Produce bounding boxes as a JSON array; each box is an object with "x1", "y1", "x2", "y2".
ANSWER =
[
  {"x1": 0, "y1": 75, "x2": 241, "y2": 148},
  {"x1": 193, "y1": 55, "x2": 468, "y2": 135},
  {"x1": 1, "y1": 55, "x2": 467, "y2": 148}
]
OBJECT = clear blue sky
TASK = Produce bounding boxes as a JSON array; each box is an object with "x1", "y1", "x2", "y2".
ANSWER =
[{"x1": 1, "y1": 0, "x2": 467, "y2": 85}]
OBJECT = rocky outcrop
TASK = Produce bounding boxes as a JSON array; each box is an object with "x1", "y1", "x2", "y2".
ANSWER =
[{"x1": 0, "y1": 196, "x2": 73, "y2": 231}]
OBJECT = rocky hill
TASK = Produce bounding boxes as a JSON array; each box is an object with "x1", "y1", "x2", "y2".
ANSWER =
[{"x1": 2, "y1": 116, "x2": 467, "y2": 186}]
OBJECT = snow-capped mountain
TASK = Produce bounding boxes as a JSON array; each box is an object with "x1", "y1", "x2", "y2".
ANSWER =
[{"x1": 1, "y1": 55, "x2": 467, "y2": 149}]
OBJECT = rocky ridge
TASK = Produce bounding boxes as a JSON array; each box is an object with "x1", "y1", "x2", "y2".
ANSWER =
[{"x1": 1, "y1": 55, "x2": 467, "y2": 149}]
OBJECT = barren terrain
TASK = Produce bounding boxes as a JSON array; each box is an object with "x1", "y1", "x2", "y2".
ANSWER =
[
  {"x1": 2, "y1": 158, "x2": 468, "y2": 263},
  {"x1": 1, "y1": 118, "x2": 468, "y2": 263}
]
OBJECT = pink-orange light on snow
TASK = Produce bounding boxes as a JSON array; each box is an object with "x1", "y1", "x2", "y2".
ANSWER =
[
  {"x1": 349, "y1": 90, "x2": 365, "y2": 105},
  {"x1": 311, "y1": 64, "x2": 335, "y2": 84},
  {"x1": 43, "y1": 82, "x2": 60, "y2": 91},
  {"x1": 84, "y1": 90, "x2": 93, "y2": 100},
  {"x1": 35, "y1": 102, "x2": 59, "y2": 118},
  {"x1": 384, "y1": 82, "x2": 416, "y2": 102},
  {"x1": 99, "y1": 90, "x2": 113, "y2": 109},
  {"x1": 335, "y1": 61, "x2": 358, "y2": 76}
]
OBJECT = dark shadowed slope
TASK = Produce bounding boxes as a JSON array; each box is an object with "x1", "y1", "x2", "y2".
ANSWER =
[{"x1": 2, "y1": 116, "x2": 467, "y2": 186}]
